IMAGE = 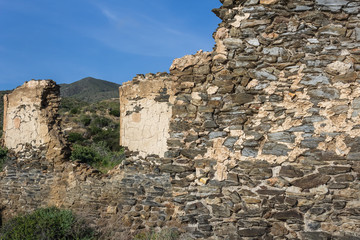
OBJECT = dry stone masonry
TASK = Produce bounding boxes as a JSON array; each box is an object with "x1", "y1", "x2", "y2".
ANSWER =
[{"x1": 1, "y1": 0, "x2": 360, "y2": 239}]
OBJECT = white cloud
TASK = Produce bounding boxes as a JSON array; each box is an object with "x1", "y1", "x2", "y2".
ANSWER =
[{"x1": 88, "y1": 3, "x2": 214, "y2": 57}]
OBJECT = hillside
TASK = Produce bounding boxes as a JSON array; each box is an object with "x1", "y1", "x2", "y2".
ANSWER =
[{"x1": 60, "y1": 77, "x2": 120, "y2": 103}]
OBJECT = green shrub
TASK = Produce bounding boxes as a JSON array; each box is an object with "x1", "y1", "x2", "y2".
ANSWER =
[
  {"x1": 0, "y1": 146, "x2": 8, "y2": 171},
  {"x1": 133, "y1": 228, "x2": 180, "y2": 240},
  {"x1": 91, "y1": 116, "x2": 111, "y2": 128},
  {"x1": 0, "y1": 207, "x2": 94, "y2": 240},
  {"x1": 70, "y1": 108, "x2": 79, "y2": 114},
  {"x1": 80, "y1": 115, "x2": 92, "y2": 126},
  {"x1": 70, "y1": 143, "x2": 124, "y2": 173},
  {"x1": 109, "y1": 109, "x2": 120, "y2": 117},
  {"x1": 68, "y1": 132, "x2": 85, "y2": 143},
  {"x1": 70, "y1": 144, "x2": 100, "y2": 164}
]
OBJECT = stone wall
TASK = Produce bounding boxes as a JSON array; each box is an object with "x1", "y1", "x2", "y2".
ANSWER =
[
  {"x1": 1, "y1": 0, "x2": 360, "y2": 239},
  {"x1": 118, "y1": 0, "x2": 360, "y2": 238}
]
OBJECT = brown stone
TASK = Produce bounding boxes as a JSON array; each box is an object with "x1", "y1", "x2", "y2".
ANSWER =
[
  {"x1": 272, "y1": 210, "x2": 303, "y2": 221},
  {"x1": 291, "y1": 174, "x2": 331, "y2": 189},
  {"x1": 333, "y1": 72, "x2": 358, "y2": 83},
  {"x1": 271, "y1": 223, "x2": 289, "y2": 236}
]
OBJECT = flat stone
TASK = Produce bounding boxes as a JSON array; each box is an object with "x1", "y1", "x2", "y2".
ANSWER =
[
  {"x1": 231, "y1": 93, "x2": 254, "y2": 105},
  {"x1": 262, "y1": 142, "x2": 290, "y2": 156},
  {"x1": 209, "y1": 131, "x2": 227, "y2": 139},
  {"x1": 260, "y1": 0, "x2": 279, "y2": 4},
  {"x1": 279, "y1": 165, "x2": 304, "y2": 178},
  {"x1": 319, "y1": 24, "x2": 346, "y2": 36},
  {"x1": 316, "y1": 0, "x2": 349, "y2": 6},
  {"x1": 159, "y1": 164, "x2": 189, "y2": 173},
  {"x1": 291, "y1": 174, "x2": 331, "y2": 189},
  {"x1": 318, "y1": 166, "x2": 351, "y2": 175},
  {"x1": 238, "y1": 227, "x2": 266, "y2": 237},
  {"x1": 300, "y1": 232, "x2": 332, "y2": 240},
  {"x1": 263, "y1": 47, "x2": 284, "y2": 56},
  {"x1": 242, "y1": 147, "x2": 258, "y2": 157},
  {"x1": 308, "y1": 87, "x2": 340, "y2": 100},
  {"x1": 246, "y1": 38, "x2": 260, "y2": 46},
  {"x1": 245, "y1": 0, "x2": 259, "y2": 5},
  {"x1": 223, "y1": 38, "x2": 244, "y2": 50},
  {"x1": 254, "y1": 70, "x2": 278, "y2": 81},
  {"x1": 241, "y1": 19, "x2": 271, "y2": 28},
  {"x1": 335, "y1": 174, "x2": 355, "y2": 182},
  {"x1": 223, "y1": 137, "x2": 238, "y2": 148},
  {"x1": 271, "y1": 223, "x2": 289, "y2": 236},
  {"x1": 333, "y1": 72, "x2": 358, "y2": 83},
  {"x1": 268, "y1": 132, "x2": 295, "y2": 143},
  {"x1": 180, "y1": 149, "x2": 206, "y2": 159},
  {"x1": 272, "y1": 210, "x2": 303, "y2": 221},
  {"x1": 356, "y1": 27, "x2": 360, "y2": 41},
  {"x1": 211, "y1": 205, "x2": 231, "y2": 218},
  {"x1": 301, "y1": 74, "x2": 329, "y2": 86}
]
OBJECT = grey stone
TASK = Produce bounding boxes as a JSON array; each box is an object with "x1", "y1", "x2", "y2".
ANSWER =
[
  {"x1": 344, "y1": 7, "x2": 360, "y2": 14},
  {"x1": 268, "y1": 132, "x2": 295, "y2": 143},
  {"x1": 301, "y1": 75, "x2": 330, "y2": 86},
  {"x1": 263, "y1": 47, "x2": 284, "y2": 56},
  {"x1": 316, "y1": 0, "x2": 348, "y2": 6},
  {"x1": 246, "y1": 38, "x2": 260, "y2": 46},
  {"x1": 262, "y1": 142, "x2": 290, "y2": 156},
  {"x1": 223, "y1": 137, "x2": 238, "y2": 148},
  {"x1": 355, "y1": 28, "x2": 360, "y2": 42},
  {"x1": 308, "y1": 222, "x2": 321, "y2": 230},
  {"x1": 293, "y1": 5, "x2": 313, "y2": 11},
  {"x1": 238, "y1": 228, "x2": 266, "y2": 237},
  {"x1": 244, "y1": 0, "x2": 259, "y2": 6},
  {"x1": 254, "y1": 70, "x2": 278, "y2": 81},
  {"x1": 309, "y1": 87, "x2": 340, "y2": 100},
  {"x1": 209, "y1": 131, "x2": 227, "y2": 139},
  {"x1": 272, "y1": 210, "x2": 303, "y2": 221},
  {"x1": 242, "y1": 147, "x2": 258, "y2": 157}
]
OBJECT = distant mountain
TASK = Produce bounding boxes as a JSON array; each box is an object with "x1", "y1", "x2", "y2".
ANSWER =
[{"x1": 60, "y1": 77, "x2": 120, "y2": 103}]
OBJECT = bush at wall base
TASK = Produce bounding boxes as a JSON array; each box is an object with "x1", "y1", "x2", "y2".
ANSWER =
[{"x1": 0, "y1": 207, "x2": 95, "y2": 240}]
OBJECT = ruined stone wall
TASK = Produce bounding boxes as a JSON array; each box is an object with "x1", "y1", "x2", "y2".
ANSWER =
[
  {"x1": 118, "y1": 0, "x2": 360, "y2": 238},
  {"x1": 2, "y1": 80, "x2": 67, "y2": 160},
  {"x1": 1, "y1": 0, "x2": 360, "y2": 239}
]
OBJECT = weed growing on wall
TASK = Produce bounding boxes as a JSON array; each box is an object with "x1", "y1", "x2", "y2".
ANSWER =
[{"x1": 71, "y1": 142, "x2": 124, "y2": 173}]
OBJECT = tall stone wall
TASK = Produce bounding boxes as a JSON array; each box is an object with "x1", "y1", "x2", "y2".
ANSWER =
[{"x1": 118, "y1": 0, "x2": 360, "y2": 238}]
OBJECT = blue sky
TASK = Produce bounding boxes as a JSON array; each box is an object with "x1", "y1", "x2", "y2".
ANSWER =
[{"x1": 0, "y1": 0, "x2": 221, "y2": 90}]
